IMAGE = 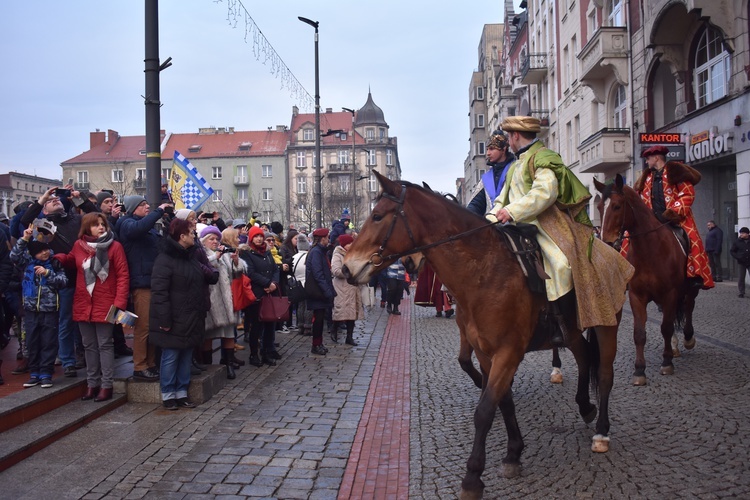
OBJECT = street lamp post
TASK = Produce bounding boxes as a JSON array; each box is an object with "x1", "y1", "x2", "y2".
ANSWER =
[
  {"x1": 342, "y1": 107, "x2": 356, "y2": 227},
  {"x1": 298, "y1": 16, "x2": 322, "y2": 228}
]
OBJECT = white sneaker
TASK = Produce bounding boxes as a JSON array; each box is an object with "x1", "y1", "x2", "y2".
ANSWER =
[{"x1": 281, "y1": 326, "x2": 290, "y2": 333}]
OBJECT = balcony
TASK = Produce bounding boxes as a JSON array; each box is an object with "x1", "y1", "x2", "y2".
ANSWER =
[
  {"x1": 511, "y1": 75, "x2": 526, "y2": 96},
  {"x1": 74, "y1": 182, "x2": 89, "y2": 190},
  {"x1": 529, "y1": 109, "x2": 550, "y2": 127},
  {"x1": 520, "y1": 53, "x2": 548, "y2": 85},
  {"x1": 578, "y1": 128, "x2": 632, "y2": 174},
  {"x1": 233, "y1": 176, "x2": 248, "y2": 185},
  {"x1": 234, "y1": 199, "x2": 249, "y2": 208},
  {"x1": 133, "y1": 179, "x2": 147, "y2": 190},
  {"x1": 499, "y1": 84, "x2": 516, "y2": 101},
  {"x1": 327, "y1": 164, "x2": 351, "y2": 172},
  {"x1": 578, "y1": 26, "x2": 629, "y2": 101}
]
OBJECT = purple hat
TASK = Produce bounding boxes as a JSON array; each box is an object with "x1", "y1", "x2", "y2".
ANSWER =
[{"x1": 199, "y1": 225, "x2": 222, "y2": 240}]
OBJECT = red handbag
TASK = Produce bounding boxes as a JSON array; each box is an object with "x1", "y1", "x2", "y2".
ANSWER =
[
  {"x1": 231, "y1": 275, "x2": 256, "y2": 311},
  {"x1": 259, "y1": 289, "x2": 291, "y2": 322}
]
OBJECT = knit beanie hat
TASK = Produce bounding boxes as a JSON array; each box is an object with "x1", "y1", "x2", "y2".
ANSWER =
[
  {"x1": 199, "y1": 225, "x2": 222, "y2": 241},
  {"x1": 296, "y1": 233, "x2": 311, "y2": 251},
  {"x1": 123, "y1": 195, "x2": 146, "y2": 215},
  {"x1": 95, "y1": 191, "x2": 114, "y2": 207},
  {"x1": 27, "y1": 240, "x2": 50, "y2": 256},
  {"x1": 176, "y1": 208, "x2": 194, "y2": 220}
]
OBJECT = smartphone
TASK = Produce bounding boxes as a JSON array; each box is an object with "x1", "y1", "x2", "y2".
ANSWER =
[{"x1": 55, "y1": 188, "x2": 72, "y2": 198}]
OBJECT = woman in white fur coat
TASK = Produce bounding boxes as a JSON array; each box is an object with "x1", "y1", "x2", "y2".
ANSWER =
[
  {"x1": 330, "y1": 234, "x2": 364, "y2": 345},
  {"x1": 200, "y1": 225, "x2": 246, "y2": 379}
]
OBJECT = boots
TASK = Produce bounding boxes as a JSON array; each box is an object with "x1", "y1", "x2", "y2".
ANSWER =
[
  {"x1": 386, "y1": 303, "x2": 393, "y2": 314},
  {"x1": 202, "y1": 350, "x2": 213, "y2": 365},
  {"x1": 248, "y1": 350, "x2": 263, "y2": 367},
  {"x1": 220, "y1": 349, "x2": 236, "y2": 379},
  {"x1": 330, "y1": 322, "x2": 340, "y2": 343},
  {"x1": 81, "y1": 386, "x2": 100, "y2": 401},
  {"x1": 391, "y1": 306, "x2": 401, "y2": 316},
  {"x1": 261, "y1": 352, "x2": 277, "y2": 366},
  {"x1": 12, "y1": 357, "x2": 29, "y2": 374},
  {"x1": 548, "y1": 302, "x2": 567, "y2": 347}
]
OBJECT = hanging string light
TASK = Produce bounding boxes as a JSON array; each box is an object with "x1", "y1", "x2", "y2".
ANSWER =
[{"x1": 215, "y1": 0, "x2": 315, "y2": 112}]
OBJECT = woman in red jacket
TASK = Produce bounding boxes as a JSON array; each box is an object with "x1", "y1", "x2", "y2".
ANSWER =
[{"x1": 57, "y1": 213, "x2": 130, "y2": 402}]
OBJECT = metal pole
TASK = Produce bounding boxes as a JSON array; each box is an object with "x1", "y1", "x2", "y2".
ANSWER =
[
  {"x1": 343, "y1": 107, "x2": 356, "y2": 227},
  {"x1": 144, "y1": 0, "x2": 162, "y2": 207},
  {"x1": 299, "y1": 17, "x2": 322, "y2": 228}
]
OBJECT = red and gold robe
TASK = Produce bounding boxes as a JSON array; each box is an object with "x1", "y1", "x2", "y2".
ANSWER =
[{"x1": 631, "y1": 161, "x2": 714, "y2": 289}]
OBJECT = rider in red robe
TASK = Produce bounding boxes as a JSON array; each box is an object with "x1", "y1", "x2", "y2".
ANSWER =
[{"x1": 633, "y1": 145, "x2": 714, "y2": 289}]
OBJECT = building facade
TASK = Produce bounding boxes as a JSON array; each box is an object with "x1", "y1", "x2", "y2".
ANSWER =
[
  {"x1": 0, "y1": 172, "x2": 62, "y2": 216},
  {"x1": 287, "y1": 92, "x2": 401, "y2": 230}
]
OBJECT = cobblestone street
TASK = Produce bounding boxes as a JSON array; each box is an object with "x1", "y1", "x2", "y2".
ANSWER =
[{"x1": 1, "y1": 281, "x2": 748, "y2": 499}]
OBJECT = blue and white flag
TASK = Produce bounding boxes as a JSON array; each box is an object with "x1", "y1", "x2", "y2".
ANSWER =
[{"x1": 168, "y1": 151, "x2": 214, "y2": 211}]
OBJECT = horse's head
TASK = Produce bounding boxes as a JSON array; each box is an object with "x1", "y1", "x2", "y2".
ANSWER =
[
  {"x1": 342, "y1": 171, "x2": 423, "y2": 284},
  {"x1": 595, "y1": 174, "x2": 633, "y2": 250}
]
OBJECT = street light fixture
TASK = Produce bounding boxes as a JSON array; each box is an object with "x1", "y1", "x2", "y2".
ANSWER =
[{"x1": 298, "y1": 16, "x2": 322, "y2": 227}]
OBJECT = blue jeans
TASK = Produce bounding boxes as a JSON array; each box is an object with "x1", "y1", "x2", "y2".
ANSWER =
[
  {"x1": 58, "y1": 287, "x2": 81, "y2": 368},
  {"x1": 159, "y1": 347, "x2": 192, "y2": 401},
  {"x1": 25, "y1": 310, "x2": 59, "y2": 378}
]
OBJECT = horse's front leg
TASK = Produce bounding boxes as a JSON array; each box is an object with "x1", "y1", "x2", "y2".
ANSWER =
[
  {"x1": 458, "y1": 330, "x2": 483, "y2": 389},
  {"x1": 566, "y1": 330, "x2": 597, "y2": 423},
  {"x1": 497, "y1": 381, "x2": 524, "y2": 477},
  {"x1": 658, "y1": 301, "x2": 678, "y2": 376},
  {"x1": 629, "y1": 292, "x2": 649, "y2": 386},
  {"x1": 461, "y1": 356, "x2": 520, "y2": 500},
  {"x1": 550, "y1": 347, "x2": 563, "y2": 384}
]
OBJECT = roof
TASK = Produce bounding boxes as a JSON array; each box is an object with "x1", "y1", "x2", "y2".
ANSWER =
[
  {"x1": 62, "y1": 135, "x2": 148, "y2": 165},
  {"x1": 290, "y1": 111, "x2": 363, "y2": 146},
  {"x1": 355, "y1": 92, "x2": 387, "y2": 127},
  {"x1": 164, "y1": 130, "x2": 288, "y2": 159}
]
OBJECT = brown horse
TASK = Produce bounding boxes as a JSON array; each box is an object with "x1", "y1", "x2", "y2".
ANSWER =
[
  {"x1": 343, "y1": 172, "x2": 621, "y2": 499},
  {"x1": 595, "y1": 174, "x2": 698, "y2": 386}
]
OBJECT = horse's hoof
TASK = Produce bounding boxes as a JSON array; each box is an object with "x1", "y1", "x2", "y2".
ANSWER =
[
  {"x1": 550, "y1": 367, "x2": 563, "y2": 384},
  {"x1": 672, "y1": 348, "x2": 681, "y2": 358},
  {"x1": 660, "y1": 365, "x2": 675, "y2": 376},
  {"x1": 632, "y1": 375, "x2": 648, "y2": 386},
  {"x1": 591, "y1": 434, "x2": 610, "y2": 453},
  {"x1": 503, "y1": 463, "x2": 522, "y2": 478},
  {"x1": 684, "y1": 337, "x2": 696, "y2": 350},
  {"x1": 459, "y1": 489, "x2": 483, "y2": 500}
]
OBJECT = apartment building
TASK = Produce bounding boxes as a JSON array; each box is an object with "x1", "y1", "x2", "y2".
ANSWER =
[{"x1": 0, "y1": 172, "x2": 62, "y2": 216}]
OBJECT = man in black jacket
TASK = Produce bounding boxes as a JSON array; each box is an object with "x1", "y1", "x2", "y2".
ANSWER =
[
  {"x1": 730, "y1": 227, "x2": 750, "y2": 297},
  {"x1": 466, "y1": 131, "x2": 515, "y2": 217},
  {"x1": 705, "y1": 220, "x2": 724, "y2": 282}
]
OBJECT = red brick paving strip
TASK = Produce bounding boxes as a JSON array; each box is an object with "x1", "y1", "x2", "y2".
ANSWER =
[{"x1": 339, "y1": 300, "x2": 411, "y2": 499}]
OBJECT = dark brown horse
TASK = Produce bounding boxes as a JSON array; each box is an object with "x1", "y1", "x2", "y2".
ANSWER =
[
  {"x1": 595, "y1": 174, "x2": 698, "y2": 386},
  {"x1": 343, "y1": 172, "x2": 621, "y2": 499}
]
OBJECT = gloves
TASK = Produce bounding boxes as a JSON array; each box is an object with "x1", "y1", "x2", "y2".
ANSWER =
[{"x1": 662, "y1": 209, "x2": 685, "y2": 226}]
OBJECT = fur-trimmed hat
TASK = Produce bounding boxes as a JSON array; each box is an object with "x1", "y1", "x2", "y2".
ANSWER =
[{"x1": 641, "y1": 145, "x2": 669, "y2": 158}]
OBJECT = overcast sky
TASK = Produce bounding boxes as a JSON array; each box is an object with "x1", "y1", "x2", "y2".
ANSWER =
[{"x1": 0, "y1": 1, "x2": 519, "y2": 195}]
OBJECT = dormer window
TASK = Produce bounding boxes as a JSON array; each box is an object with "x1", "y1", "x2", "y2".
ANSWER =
[
  {"x1": 303, "y1": 128, "x2": 315, "y2": 141},
  {"x1": 188, "y1": 144, "x2": 202, "y2": 153},
  {"x1": 138, "y1": 149, "x2": 147, "y2": 156},
  {"x1": 238, "y1": 142, "x2": 252, "y2": 151}
]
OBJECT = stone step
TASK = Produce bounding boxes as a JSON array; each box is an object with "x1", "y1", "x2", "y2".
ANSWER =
[{"x1": 0, "y1": 391, "x2": 127, "y2": 472}]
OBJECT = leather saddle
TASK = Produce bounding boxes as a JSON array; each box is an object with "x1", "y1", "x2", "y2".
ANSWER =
[{"x1": 496, "y1": 223, "x2": 549, "y2": 295}]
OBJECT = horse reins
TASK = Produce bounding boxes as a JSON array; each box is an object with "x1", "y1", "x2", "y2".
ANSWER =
[
  {"x1": 368, "y1": 184, "x2": 504, "y2": 267},
  {"x1": 610, "y1": 195, "x2": 672, "y2": 251}
]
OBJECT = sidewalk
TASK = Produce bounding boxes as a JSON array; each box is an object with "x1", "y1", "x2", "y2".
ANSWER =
[{"x1": 0, "y1": 298, "x2": 413, "y2": 499}]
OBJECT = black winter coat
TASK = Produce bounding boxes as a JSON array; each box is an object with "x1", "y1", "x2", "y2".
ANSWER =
[
  {"x1": 305, "y1": 243, "x2": 336, "y2": 310},
  {"x1": 730, "y1": 237, "x2": 750, "y2": 266},
  {"x1": 240, "y1": 246, "x2": 280, "y2": 301},
  {"x1": 148, "y1": 238, "x2": 219, "y2": 350}
]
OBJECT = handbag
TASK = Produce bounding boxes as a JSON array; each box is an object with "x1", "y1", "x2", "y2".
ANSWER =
[
  {"x1": 231, "y1": 274, "x2": 257, "y2": 311},
  {"x1": 287, "y1": 257, "x2": 306, "y2": 303},
  {"x1": 259, "y1": 289, "x2": 291, "y2": 322}
]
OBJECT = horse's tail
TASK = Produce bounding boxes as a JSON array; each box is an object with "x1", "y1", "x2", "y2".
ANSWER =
[{"x1": 586, "y1": 327, "x2": 600, "y2": 398}]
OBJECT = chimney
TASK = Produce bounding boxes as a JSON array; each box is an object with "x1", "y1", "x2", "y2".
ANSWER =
[
  {"x1": 107, "y1": 129, "x2": 119, "y2": 145},
  {"x1": 292, "y1": 105, "x2": 299, "y2": 116},
  {"x1": 325, "y1": 108, "x2": 333, "y2": 113},
  {"x1": 276, "y1": 125, "x2": 287, "y2": 132},
  {"x1": 228, "y1": 127, "x2": 235, "y2": 133},
  {"x1": 90, "y1": 130, "x2": 106, "y2": 148}
]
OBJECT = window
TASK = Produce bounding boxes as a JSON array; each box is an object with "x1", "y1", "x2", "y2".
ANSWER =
[
  {"x1": 188, "y1": 144, "x2": 202, "y2": 153},
  {"x1": 566, "y1": 122, "x2": 573, "y2": 164},
  {"x1": 262, "y1": 188, "x2": 273, "y2": 201},
  {"x1": 297, "y1": 175, "x2": 307, "y2": 194},
  {"x1": 303, "y1": 128, "x2": 315, "y2": 141},
  {"x1": 161, "y1": 168, "x2": 172, "y2": 183},
  {"x1": 608, "y1": 0, "x2": 624, "y2": 27},
  {"x1": 368, "y1": 175, "x2": 378, "y2": 193},
  {"x1": 238, "y1": 142, "x2": 252, "y2": 151},
  {"x1": 262, "y1": 165, "x2": 272, "y2": 178},
  {"x1": 694, "y1": 27, "x2": 730, "y2": 108},
  {"x1": 477, "y1": 142, "x2": 486, "y2": 156},
  {"x1": 236, "y1": 165, "x2": 247, "y2": 178},
  {"x1": 236, "y1": 188, "x2": 248, "y2": 201},
  {"x1": 212, "y1": 189, "x2": 223, "y2": 202},
  {"x1": 367, "y1": 150, "x2": 376, "y2": 166},
  {"x1": 563, "y1": 45, "x2": 570, "y2": 86},
  {"x1": 112, "y1": 169, "x2": 124, "y2": 183},
  {"x1": 366, "y1": 128, "x2": 375, "y2": 140},
  {"x1": 588, "y1": 9, "x2": 598, "y2": 33},
  {"x1": 136, "y1": 168, "x2": 146, "y2": 181},
  {"x1": 475, "y1": 114, "x2": 485, "y2": 128},
  {"x1": 379, "y1": 128, "x2": 386, "y2": 140},
  {"x1": 476, "y1": 86, "x2": 485, "y2": 100},
  {"x1": 338, "y1": 176, "x2": 350, "y2": 193},
  {"x1": 612, "y1": 85, "x2": 628, "y2": 128},
  {"x1": 338, "y1": 150, "x2": 350, "y2": 165},
  {"x1": 296, "y1": 152, "x2": 306, "y2": 168},
  {"x1": 571, "y1": 35, "x2": 578, "y2": 82},
  {"x1": 212, "y1": 166, "x2": 222, "y2": 179},
  {"x1": 77, "y1": 171, "x2": 89, "y2": 183},
  {"x1": 386, "y1": 149, "x2": 393, "y2": 166},
  {"x1": 340, "y1": 132, "x2": 347, "y2": 141},
  {"x1": 574, "y1": 115, "x2": 580, "y2": 162}
]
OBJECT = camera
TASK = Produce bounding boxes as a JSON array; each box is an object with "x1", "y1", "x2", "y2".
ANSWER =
[
  {"x1": 219, "y1": 245, "x2": 236, "y2": 254},
  {"x1": 54, "y1": 188, "x2": 72, "y2": 198},
  {"x1": 164, "y1": 205, "x2": 174, "y2": 215}
]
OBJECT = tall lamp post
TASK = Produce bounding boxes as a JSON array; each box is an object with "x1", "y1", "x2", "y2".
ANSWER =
[
  {"x1": 342, "y1": 107, "x2": 356, "y2": 227},
  {"x1": 298, "y1": 16, "x2": 322, "y2": 227}
]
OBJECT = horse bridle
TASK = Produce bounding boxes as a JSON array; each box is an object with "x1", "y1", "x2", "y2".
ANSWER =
[
  {"x1": 368, "y1": 184, "x2": 503, "y2": 267},
  {"x1": 607, "y1": 192, "x2": 671, "y2": 251}
]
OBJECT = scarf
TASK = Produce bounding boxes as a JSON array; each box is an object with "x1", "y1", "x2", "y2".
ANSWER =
[
  {"x1": 80, "y1": 230, "x2": 115, "y2": 295},
  {"x1": 250, "y1": 241, "x2": 267, "y2": 254}
]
